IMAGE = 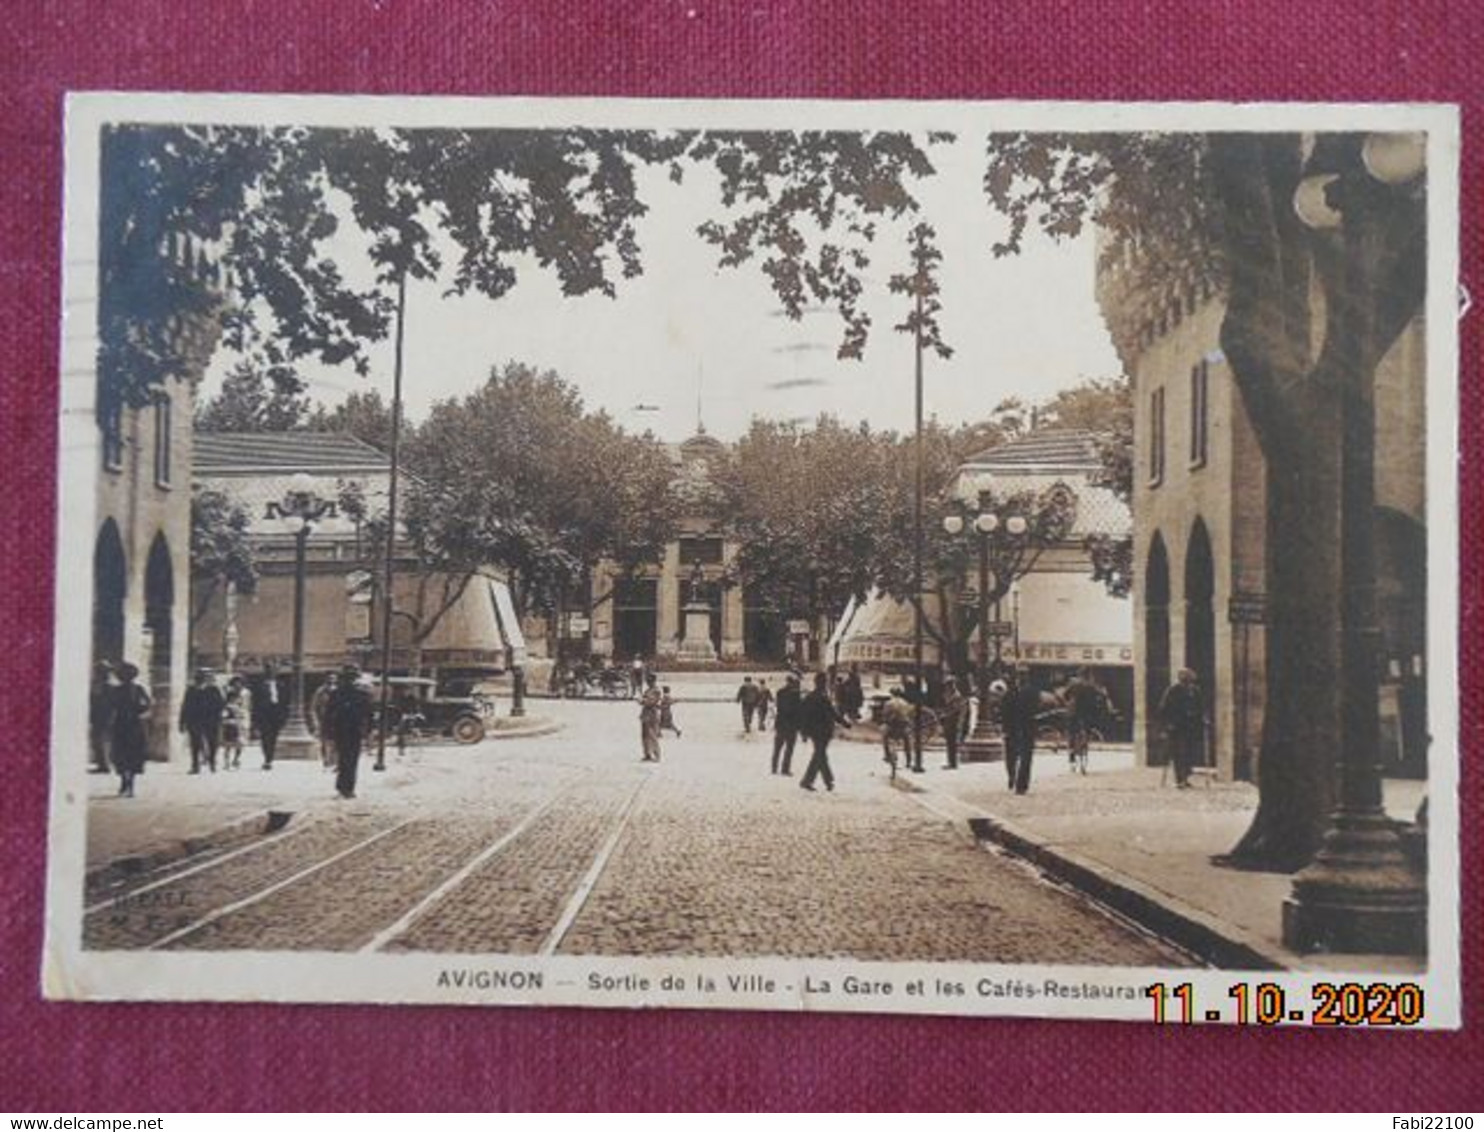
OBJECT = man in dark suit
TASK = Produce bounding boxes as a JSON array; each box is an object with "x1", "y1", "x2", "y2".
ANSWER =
[
  {"x1": 1000, "y1": 663, "x2": 1042, "y2": 794},
  {"x1": 771, "y1": 673, "x2": 803, "y2": 775},
  {"x1": 799, "y1": 672, "x2": 851, "y2": 792},
  {"x1": 735, "y1": 676, "x2": 761, "y2": 733},
  {"x1": 179, "y1": 669, "x2": 226, "y2": 774},
  {"x1": 326, "y1": 665, "x2": 373, "y2": 799},
  {"x1": 252, "y1": 662, "x2": 287, "y2": 770}
]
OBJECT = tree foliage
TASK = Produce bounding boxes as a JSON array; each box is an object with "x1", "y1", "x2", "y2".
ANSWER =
[
  {"x1": 405, "y1": 362, "x2": 680, "y2": 622},
  {"x1": 189, "y1": 487, "x2": 257, "y2": 630},
  {"x1": 691, "y1": 130, "x2": 950, "y2": 360},
  {"x1": 722, "y1": 414, "x2": 1077, "y2": 671},
  {"x1": 195, "y1": 360, "x2": 312, "y2": 433},
  {"x1": 306, "y1": 390, "x2": 397, "y2": 453}
]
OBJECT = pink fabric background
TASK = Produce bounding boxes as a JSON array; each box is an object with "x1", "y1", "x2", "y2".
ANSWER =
[{"x1": 0, "y1": 0, "x2": 1478, "y2": 1111}]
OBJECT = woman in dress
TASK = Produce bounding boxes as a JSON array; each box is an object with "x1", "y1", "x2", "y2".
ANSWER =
[
  {"x1": 109, "y1": 662, "x2": 152, "y2": 797},
  {"x1": 221, "y1": 675, "x2": 251, "y2": 770}
]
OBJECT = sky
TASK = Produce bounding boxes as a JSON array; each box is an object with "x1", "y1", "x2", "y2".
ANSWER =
[{"x1": 203, "y1": 133, "x2": 1122, "y2": 443}]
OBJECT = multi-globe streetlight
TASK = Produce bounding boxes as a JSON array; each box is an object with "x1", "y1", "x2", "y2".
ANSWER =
[
  {"x1": 941, "y1": 492, "x2": 1033, "y2": 761},
  {"x1": 1283, "y1": 131, "x2": 1427, "y2": 954},
  {"x1": 270, "y1": 472, "x2": 333, "y2": 759}
]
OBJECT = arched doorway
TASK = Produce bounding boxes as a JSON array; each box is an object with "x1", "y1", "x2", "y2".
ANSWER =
[
  {"x1": 1144, "y1": 534, "x2": 1171, "y2": 765},
  {"x1": 144, "y1": 533, "x2": 174, "y2": 759},
  {"x1": 1184, "y1": 519, "x2": 1216, "y2": 770},
  {"x1": 93, "y1": 519, "x2": 127, "y2": 666}
]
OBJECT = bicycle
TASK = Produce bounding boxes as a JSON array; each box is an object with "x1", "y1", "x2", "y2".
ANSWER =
[
  {"x1": 1066, "y1": 720, "x2": 1101, "y2": 775},
  {"x1": 881, "y1": 706, "x2": 941, "y2": 780}
]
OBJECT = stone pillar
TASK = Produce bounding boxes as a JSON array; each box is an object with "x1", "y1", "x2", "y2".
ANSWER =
[
  {"x1": 590, "y1": 562, "x2": 614, "y2": 659},
  {"x1": 656, "y1": 542, "x2": 681, "y2": 659},
  {"x1": 721, "y1": 540, "x2": 745, "y2": 660}
]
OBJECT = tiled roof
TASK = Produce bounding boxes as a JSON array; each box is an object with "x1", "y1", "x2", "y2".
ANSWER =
[
  {"x1": 963, "y1": 429, "x2": 1103, "y2": 470},
  {"x1": 194, "y1": 432, "x2": 390, "y2": 473}
]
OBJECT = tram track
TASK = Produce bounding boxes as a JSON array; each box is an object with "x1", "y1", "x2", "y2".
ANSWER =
[
  {"x1": 382, "y1": 766, "x2": 654, "y2": 955},
  {"x1": 85, "y1": 757, "x2": 657, "y2": 955},
  {"x1": 148, "y1": 819, "x2": 416, "y2": 950}
]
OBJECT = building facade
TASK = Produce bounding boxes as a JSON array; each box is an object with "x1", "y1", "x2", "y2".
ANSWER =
[
  {"x1": 1098, "y1": 256, "x2": 1426, "y2": 780},
  {"x1": 586, "y1": 428, "x2": 748, "y2": 664},
  {"x1": 93, "y1": 375, "x2": 199, "y2": 762},
  {"x1": 191, "y1": 433, "x2": 523, "y2": 691},
  {"x1": 830, "y1": 430, "x2": 1136, "y2": 733}
]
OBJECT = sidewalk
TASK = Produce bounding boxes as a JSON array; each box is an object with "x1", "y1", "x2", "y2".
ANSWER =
[
  {"x1": 913, "y1": 750, "x2": 1428, "y2": 973},
  {"x1": 82, "y1": 716, "x2": 559, "y2": 876}
]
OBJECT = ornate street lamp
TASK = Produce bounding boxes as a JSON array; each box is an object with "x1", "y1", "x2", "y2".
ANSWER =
[
  {"x1": 1282, "y1": 132, "x2": 1427, "y2": 954},
  {"x1": 943, "y1": 493, "x2": 1032, "y2": 761},
  {"x1": 272, "y1": 471, "x2": 333, "y2": 759}
]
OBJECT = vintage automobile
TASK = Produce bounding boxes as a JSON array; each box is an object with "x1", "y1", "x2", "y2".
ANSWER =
[{"x1": 367, "y1": 676, "x2": 492, "y2": 745}]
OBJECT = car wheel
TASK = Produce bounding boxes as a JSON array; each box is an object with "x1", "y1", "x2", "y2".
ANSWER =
[{"x1": 451, "y1": 715, "x2": 486, "y2": 744}]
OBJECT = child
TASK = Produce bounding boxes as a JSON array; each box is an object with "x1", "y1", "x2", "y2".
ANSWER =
[
  {"x1": 221, "y1": 676, "x2": 251, "y2": 770},
  {"x1": 659, "y1": 685, "x2": 682, "y2": 738}
]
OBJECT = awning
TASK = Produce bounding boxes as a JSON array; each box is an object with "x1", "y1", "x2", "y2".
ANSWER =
[
  {"x1": 824, "y1": 594, "x2": 859, "y2": 666},
  {"x1": 489, "y1": 579, "x2": 528, "y2": 666},
  {"x1": 833, "y1": 589, "x2": 945, "y2": 669}
]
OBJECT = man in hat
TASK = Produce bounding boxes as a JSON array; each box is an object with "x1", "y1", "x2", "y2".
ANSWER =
[
  {"x1": 1000, "y1": 663, "x2": 1043, "y2": 794},
  {"x1": 1158, "y1": 668, "x2": 1208, "y2": 789},
  {"x1": 799, "y1": 671, "x2": 852, "y2": 792},
  {"x1": 179, "y1": 668, "x2": 226, "y2": 774},
  {"x1": 253, "y1": 661, "x2": 287, "y2": 770},
  {"x1": 770, "y1": 672, "x2": 803, "y2": 775},
  {"x1": 325, "y1": 664, "x2": 373, "y2": 799}
]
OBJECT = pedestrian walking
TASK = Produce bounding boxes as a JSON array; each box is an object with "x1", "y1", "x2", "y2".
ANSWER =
[
  {"x1": 1000, "y1": 663, "x2": 1042, "y2": 794},
  {"x1": 108, "y1": 662, "x2": 151, "y2": 798},
  {"x1": 311, "y1": 674, "x2": 337, "y2": 769},
  {"x1": 735, "y1": 675, "x2": 761, "y2": 733},
  {"x1": 938, "y1": 677, "x2": 967, "y2": 770},
  {"x1": 639, "y1": 673, "x2": 663, "y2": 761},
  {"x1": 221, "y1": 676, "x2": 251, "y2": 769},
  {"x1": 879, "y1": 687, "x2": 918, "y2": 774},
  {"x1": 799, "y1": 672, "x2": 851, "y2": 792},
  {"x1": 1064, "y1": 667, "x2": 1112, "y2": 771},
  {"x1": 325, "y1": 664, "x2": 373, "y2": 799},
  {"x1": 771, "y1": 673, "x2": 802, "y2": 775},
  {"x1": 252, "y1": 662, "x2": 287, "y2": 770},
  {"x1": 1157, "y1": 668, "x2": 1207, "y2": 789},
  {"x1": 630, "y1": 655, "x2": 646, "y2": 697},
  {"x1": 755, "y1": 678, "x2": 773, "y2": 731},
  {"x1": 843, "y1": 664, "x2": 865, "y2": 721},
  {"x1": 659, "y1": 685, "x2": 682, "y2": 738},
  {"x1": 89, "y1": 660, "x2": 114, "y2": 774},
  {"x1": 179, "y1": 669, "x2": 226, "y2": 774}
]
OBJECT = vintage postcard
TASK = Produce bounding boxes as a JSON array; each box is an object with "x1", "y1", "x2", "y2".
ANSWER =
[{"x1": 45, "y1": 94, "x2": 1460, "y2": 1027}]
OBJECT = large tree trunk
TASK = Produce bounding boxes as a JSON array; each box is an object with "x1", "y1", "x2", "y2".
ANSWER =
[
  {"x1": 1223, "y1": 382, "x2": 1342, "y2": 869},
  {"x1": 1209, "y1": 133, "x2": 1335, "y2": 871},
  {"x1": 1212, "y1": 132, "x2": 1425, "y2": 872}
]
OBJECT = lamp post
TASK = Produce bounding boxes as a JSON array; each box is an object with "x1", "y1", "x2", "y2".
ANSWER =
[
  {"x1": 943, "y1": 493, "x2": 1031, "y2": 761},
  {"x1": 273, "y1": 472, "x2": 333, "y2": 759},
  {"x1": 1282, "y1": 132, "x2": 1427, "y2": 954}
]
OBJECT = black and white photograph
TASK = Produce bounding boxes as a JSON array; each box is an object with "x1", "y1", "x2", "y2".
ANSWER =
[{"x1": 46, "y1": 94, "x2": 1459, "y2": 1024}]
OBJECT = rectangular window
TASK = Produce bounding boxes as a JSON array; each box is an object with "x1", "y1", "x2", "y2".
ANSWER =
[
  {"x1": 1189, "y1": 360, "x2": 1209, "y2": 469},
  {"x1": 100, "y1": 400, "x2": 124, "y2": 473},
  {"x1": 1148, "y1": 386, "x2": 1165, "y2": 487},
  {"x1": 678, "y1": 537, "x2": 723, "y2": 566},
  {"x1": 153, "y1": 394, "x2": 172, "y2": 487}
]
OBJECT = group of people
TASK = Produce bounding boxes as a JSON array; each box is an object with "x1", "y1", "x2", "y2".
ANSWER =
[
  {"x1": 636, "y1": 674, "x2": 683, "y2": 761},
  {"x1": 89, "y1": 659, "x2": 376, "y2": 801},
  {"x1": 735, "y1": 671, "x2": 853, "y2": 790}
]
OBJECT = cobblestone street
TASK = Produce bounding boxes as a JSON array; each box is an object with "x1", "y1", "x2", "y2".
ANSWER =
[{"x1": 84, "y1": 693, "x2": 1192, "y2": 966}]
